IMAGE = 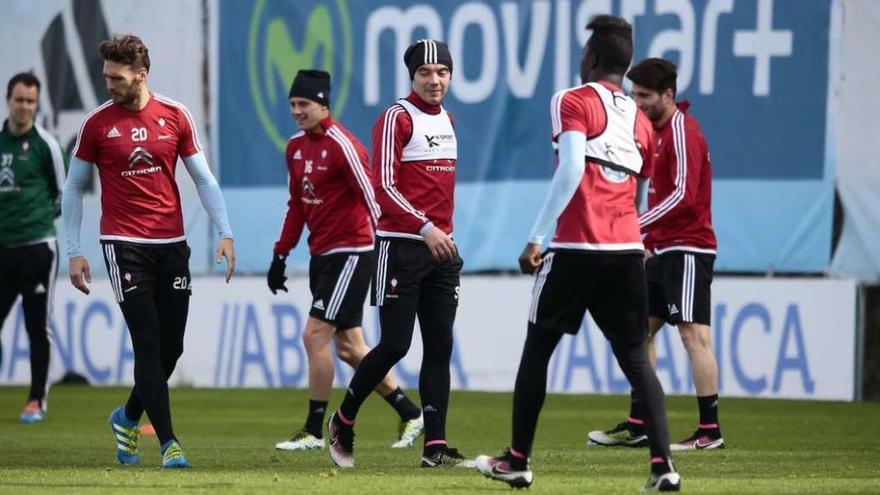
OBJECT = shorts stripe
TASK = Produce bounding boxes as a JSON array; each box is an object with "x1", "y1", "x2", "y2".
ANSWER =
[
  {"x1": 326, "y1": 255, "x2": 359, "y2": 320},
  {"x1": 376, "y1": 240, "x2": 390, "y2": 306},
  {"x1": 103, "y1": 244, "x2": 124, "y2": 303},
  {"x1": 528, "y1": 253, "x2": 555, "y2": 324},
  {"x1": 682, "y1": 254, "x2": 695, "y2": 322}
]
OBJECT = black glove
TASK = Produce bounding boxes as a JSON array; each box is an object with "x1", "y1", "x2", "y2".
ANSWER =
[{"x1": 267, "y1": 253, "x2": 288, "y2": 294}]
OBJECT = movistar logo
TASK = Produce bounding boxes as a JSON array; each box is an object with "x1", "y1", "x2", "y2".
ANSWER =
[{"x1": 248, "y1": 0, "x2": 353, "y2": 152}]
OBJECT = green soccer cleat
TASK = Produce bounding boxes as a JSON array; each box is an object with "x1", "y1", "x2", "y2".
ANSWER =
[
  {"x1": 587, "y1": 421, "x2": 648, "y2": 447},
  {"x1": 420, "y1": 444, "x2": 476, "y2": 468}
]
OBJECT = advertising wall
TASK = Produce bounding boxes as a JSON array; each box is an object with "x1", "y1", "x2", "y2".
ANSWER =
[{"x1": 1, "y1": 275, "x2": 857, "y2": 401}]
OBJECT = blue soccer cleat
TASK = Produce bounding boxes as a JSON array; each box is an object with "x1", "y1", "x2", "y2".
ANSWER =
[
  {"x1": 161, "y1": 440, "x2": 190, "y2": 468},
  {"x1": 109, "y1": 406, "x2": 140, "y2": 465},
  {"x1": 20, "y1": 400, "x2": 45, "y2": 424}
]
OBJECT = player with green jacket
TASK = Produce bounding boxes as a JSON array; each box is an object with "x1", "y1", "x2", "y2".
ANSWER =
[{"x1": 0, "y1": 72, "x2": 66, "y2": 424}]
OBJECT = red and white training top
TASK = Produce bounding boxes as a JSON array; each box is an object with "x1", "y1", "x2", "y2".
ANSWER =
[
  {"x1": 549, "y1": 81, "x2": 654, "y2": 252},
  {"x1": 640, "y1": 101, "x2": 717, "y2": 254},
  {"x1": 274, "y1": 117, "x2": 379, "y2": 256},
  {"x1": 73, "y1": 93, "x2": 200, "y2": 243},
  {"x1": 371, "y1": 92, "x2": 456, "y2": 240}
]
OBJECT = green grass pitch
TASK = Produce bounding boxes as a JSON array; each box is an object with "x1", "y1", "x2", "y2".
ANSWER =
[{"x1": 1, "y1": 386, "x2": 878, "y2": 493}]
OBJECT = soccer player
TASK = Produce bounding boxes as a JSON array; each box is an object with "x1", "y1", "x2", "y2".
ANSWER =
[
  {"x1": 0, "y1": 72, "x2": 66, "y2": 424},
  {"x1": 475, "y1": 17, "x2": 680, "y2": 491},
  {"x1": 268, "y1": 69, "x2": 423, "y2": 452},
  {"x1": 61, "y1": 35, "x2": 234, "y2": 468},
  {"x1": 327, "y1": 40, "x2": 472, "y2": 469},
  {"x1": 588, "y1": 58, "x2": 722, "y2": 451}
]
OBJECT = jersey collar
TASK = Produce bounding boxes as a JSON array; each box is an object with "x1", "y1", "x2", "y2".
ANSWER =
[
  {"x1": 305, "y1": 115, "x2": 335, "y2": 139},
  {"x1": 1, "y1": 119, "x2": 37, "y2": 139},
  {"x1": 656, "y1": 100, "x2": 690, "y2": 132},
  {"x1": 406, "y1": 91, "x2": 442, "y2": 115}
]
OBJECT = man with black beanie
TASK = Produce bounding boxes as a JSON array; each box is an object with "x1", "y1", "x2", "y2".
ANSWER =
[
  {"x1": 328, "y1": 40, "x2": 473, "y2": 469},
  {"x1": 269, "y1": 69, "x2": 424, "y2": 453}
]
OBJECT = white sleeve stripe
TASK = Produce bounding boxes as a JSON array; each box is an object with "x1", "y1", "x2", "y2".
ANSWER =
[
  {"x1": 153, "y1": 93, "x2": 203, "y2": 153},
  {"x1": 72, "y1": 100, "x2": 113, "y2": 157},
  {"x1": 327, "y1": 126, "x2": 381, "y2": 222},
  {"x1": 380, "y1": 106, "x2": 427, "y2": 221},
  {"x1": 35, "y1": 125, "x2": 66, "y2": 193},
  {"x1": 639, "y1": 111, "x2": 687, "y2": 227},
  {"x1": 640, "y1": 115, "x2": 685, "y2": 225},
  {"x1": 550, "y1": 87, "x2": 575, "y2": 138},
  {"x1": 551, "y1": 90, "x2": 562, "y2": 136},
  {"x1": 382, "y1": 108, "x2": 422, "y2": 217}
]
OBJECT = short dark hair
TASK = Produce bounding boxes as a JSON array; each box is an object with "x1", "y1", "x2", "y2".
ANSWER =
[
  {"x1": 99, "y1": 35, "x2": 150, "y2": 72},
  {"x1": 6, "y1": 71, "x2": 41, "y2": 99},
  {"x1": 627, "y1": 58, "x2": 678, "y2": 97},
  {"x1": 585, "y1": 15, "x2": 634, "y2": 75}
]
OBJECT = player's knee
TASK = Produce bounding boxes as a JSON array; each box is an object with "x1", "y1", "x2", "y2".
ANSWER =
[
  {"x1": 302, "y1": 326, "x2": 327, "y2": 353},
  {"x1": 335, "y1": 341, "x2": 361, "y2": 366},
  {"x1": 423, "y1": 340, "x2": 453, "y2": 364},
  {"x1": 376, "y1": 338, "x2": 410, "y2": 363},
  {"x1": 678, "y1": 324, "x2": 712, "y2": 352}
]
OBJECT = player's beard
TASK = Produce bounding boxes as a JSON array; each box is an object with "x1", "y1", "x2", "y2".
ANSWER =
[
  {"x1": 113, "y1": 80, "x2": 141, "y2": 106},
  {"x1": 644, "y1": 103, "x2": 665, "y2": 124}
]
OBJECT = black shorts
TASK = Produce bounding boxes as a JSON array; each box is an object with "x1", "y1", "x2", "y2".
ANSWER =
[
  {"x1": 0, "y1": 241, "x2": 57, "y2": 297},
  {"x1": 308, "y1": 251, "x2": 373, "y2": 329},
  {"x1": 646, "y1": 251, "x2": 714, "y2": 325},
  {"x1": 371, "y1": 237, "x2": 462, "y2": 308},
  {"x1": 100, "y1": 241, "x2": 191, "y2": 303},
  {"x1": 528, "y1": 250, "x2": 647, "y2": 346}
]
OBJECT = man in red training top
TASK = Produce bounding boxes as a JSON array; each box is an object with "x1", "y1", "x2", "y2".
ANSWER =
[
  {"x1": 268, "y1": 69, "x2": 423, "y2": 453},
  {"x1": 63, "y1": 35, "x2": 235, "y2": 468},
  {"x1": 328, "y1": 40, "x2": 473, "y2": 470},
  {"x1": 588, "y1": 57, "x2": 723, "y2": 452}
]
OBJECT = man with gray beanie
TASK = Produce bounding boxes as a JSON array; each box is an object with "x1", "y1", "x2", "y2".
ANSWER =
[
  {"x1": 269, "y1": 69, "x2": 424, "y2": 453},
  {"x1": 328, "y1": 40, "x2": 473, "y2": 469}
]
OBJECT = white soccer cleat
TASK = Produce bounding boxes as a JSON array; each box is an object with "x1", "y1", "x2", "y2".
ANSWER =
[
  {"x1": 642, "y1": 471, "x2": 681, "y2": 492},
  {"x1": 475, "y1": 450, "x2": 534, "y2": 488},
  {"x1": 391, "y1": 413, "x2": 424, "y2": 448},
  {"x1": 328, "y1": 412, "x2": 355, "y2": 468},
  {"x1": 275, "y1": 429, "x2": 325, "y2": 451}
]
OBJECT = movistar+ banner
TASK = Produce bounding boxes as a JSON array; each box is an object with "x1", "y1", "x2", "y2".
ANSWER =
[{"x1": 218, "y1": 0, "x2": 834, "y2": 273}]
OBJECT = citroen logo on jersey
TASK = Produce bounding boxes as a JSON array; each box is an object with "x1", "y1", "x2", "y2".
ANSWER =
[
  {"x1": 301, "y1": 177, "x2": 323, "y2": 205},
  {"x1": 128, "y1": 146, "x2": 155, "y2": 168},
  {"x1": 122, "y1": 146, "x2": 161, "y2": 177}
]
